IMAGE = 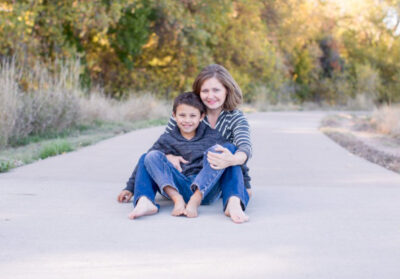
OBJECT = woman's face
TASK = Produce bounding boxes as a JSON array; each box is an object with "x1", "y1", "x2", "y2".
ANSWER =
[{"x1": 199, "y1": 77, "x2": 227, "y2": 111}]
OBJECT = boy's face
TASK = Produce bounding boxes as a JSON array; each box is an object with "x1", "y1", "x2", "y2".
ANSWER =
[{"x1": 173, "y1": 104, "x2": 204, "y2": 139}]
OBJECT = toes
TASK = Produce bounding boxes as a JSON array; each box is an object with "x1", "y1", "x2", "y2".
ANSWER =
[
  {"x1": 184, "y1": 209, "x2": 197, "y2": 218},
  {"x1": 230, "y1": 213, "x2": 249, "y2": 224},
  {"x1": 128, "y1": 213, "x2": 136, "y2": 220}
]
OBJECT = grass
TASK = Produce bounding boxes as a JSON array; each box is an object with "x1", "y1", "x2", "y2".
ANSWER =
[
  {"x1": 0, "y1": 118, "x2": 168, "y2": 173},
  {"x1": 0, "y1": 160, "x2": 12, "y2": 172},
  {"x1": 39, "y1": 140, "x2": 73, "y2": 159}
]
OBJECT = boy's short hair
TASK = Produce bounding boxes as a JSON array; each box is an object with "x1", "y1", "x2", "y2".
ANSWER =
[{"x1": 173, "y1": 92, "x2": 206, "y2": 115}]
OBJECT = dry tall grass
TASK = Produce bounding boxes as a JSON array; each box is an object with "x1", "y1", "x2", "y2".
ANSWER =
[
  {"x1": 0, "y1": 58, "x2": 21, "y2": 147},
  {"x1": 79, "y1": 93, "x2": 169, "y2": 125},
  {"x1": 0, "y1": 59, "x2": 169, "y2": 148},
  {"x1": 371, "y1": 105, "x2": 400, "y2": 136}
]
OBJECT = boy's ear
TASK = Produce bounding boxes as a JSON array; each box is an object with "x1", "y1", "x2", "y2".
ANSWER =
[{"x1": 200, "y1": 112, "x2": 205, "y2": 121}]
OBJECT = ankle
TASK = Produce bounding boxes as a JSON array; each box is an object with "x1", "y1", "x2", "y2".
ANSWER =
[
  {"x1": 190, "y1": 190, "x2": 203, "y2": 204},
  {"x1": 171, "y1": 194, "x2": 184, "y2": 204},
  {"x1": 227, "y1": 196, "x2": 242, "y2": 208}
]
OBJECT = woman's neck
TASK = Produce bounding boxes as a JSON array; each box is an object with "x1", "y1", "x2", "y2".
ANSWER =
[{"x1": 206, "y1": 107, "x2": 223, "y2": 128}]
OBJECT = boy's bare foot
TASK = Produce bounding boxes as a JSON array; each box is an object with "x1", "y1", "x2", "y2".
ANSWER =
[
  {"x1": 164, "y1": 186, "x2": 186, "y2": 217},
  {"x1": 184, "y1": 190, "x2": 202, "y2": 218},
  {"x1": 224, "y1": 196, "x2": 249, "y2": 224},
  {"x1": 171, "y1": 195, "x2": 186, "y2": 216},
  {"x1": 128, "y1": 196, "x2": 158, "y2": 219}
]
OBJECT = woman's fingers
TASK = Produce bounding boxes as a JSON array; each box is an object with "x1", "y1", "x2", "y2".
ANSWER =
[
  {"x1": 213, "y1": 145, "x2": 229, "y2": 153},
  {"x1": 179, "y1": 157, "x2": 189, "y2": 164},
  {"x1": 175, "y1": 163, "x2": 183, "y2": 172},
  {"x1": 207, "y1": 153, "x2": 223, "y2": 168},
  {"x1": 207, "y1": 149, "x2": 233, "y2": 169}
]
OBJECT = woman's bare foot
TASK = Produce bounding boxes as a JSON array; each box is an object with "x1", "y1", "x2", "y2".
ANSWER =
[
  {"x1": 128, "y1": 196, "x2": 158, "y2": 219},
  {"x1": 224, "y1": 196, "x2": 249, "y2": 224},
  {"x1": 171, "y1": 195, "x2": 186, "y2": 216},
  {"x1": 184, "y1": 190, "x2": 202, "y2": 218}
]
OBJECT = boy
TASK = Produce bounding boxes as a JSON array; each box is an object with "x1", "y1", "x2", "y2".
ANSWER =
[{"x1": 128, "y1": 92, "x2": 249, "y2": 222}]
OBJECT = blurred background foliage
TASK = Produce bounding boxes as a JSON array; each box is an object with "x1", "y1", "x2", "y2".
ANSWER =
[{"x1": 1, "y1": 0, "x2": 400, "y2": 104}]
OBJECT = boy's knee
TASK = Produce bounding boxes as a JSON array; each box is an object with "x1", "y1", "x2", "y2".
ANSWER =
[
  {"x1": 207, "y1": 144, "x2": 220, "y2": 154},
  {"x1": 223, "y1": 143, "x2": 237, "y2": 153},
  {"x1": 144, "y1": 150, "x2": 164, "y2": 166},
  {"x1": 138, "y1": 153, "x2": 147, "y2": 164}
]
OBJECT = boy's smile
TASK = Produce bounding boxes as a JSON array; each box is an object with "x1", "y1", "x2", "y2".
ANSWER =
[{"x1": 173, "y1": 104, "x2": 204, "y2": 140}]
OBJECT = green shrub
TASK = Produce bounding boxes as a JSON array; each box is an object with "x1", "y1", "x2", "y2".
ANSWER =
[
  {"x1": 39, "y1": 140, "x2": 74, "y2": 160},
  {"x1": 0, "y1": 160, "x2": 12, "y2": 172}
]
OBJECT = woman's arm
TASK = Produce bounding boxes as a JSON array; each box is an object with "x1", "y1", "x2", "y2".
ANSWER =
[
  {"x1": 207, "y1": 110, "x2": 252, "y2": 169},
  {"x1": 231, "y1": 111, "x2": 252, "y2": 161},
  {"x1": 207, "y1": 148, "x2": 247, "y2": 169},
  {"x1": 165, "y1": 115, "x2": 176, "y2": 133}
]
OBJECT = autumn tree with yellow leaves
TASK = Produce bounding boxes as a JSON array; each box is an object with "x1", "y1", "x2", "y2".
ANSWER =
[{"x1": 1, "y1": 0, "x2": 400, "y2": 103}]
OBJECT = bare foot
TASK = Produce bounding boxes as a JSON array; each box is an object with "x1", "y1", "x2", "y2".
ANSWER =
[
  {"x1": 128, "y1": 197, "x2": 158, "y2": 219},
  {"x1": 171, "y1": 195, "x2": 186, "y2": 216},
  {"x1": 224, "y1": 196, "x2": 249, "y2": 224},
  {"x1": 184, "y1": 190, "x2": 202, "y2": 218}
]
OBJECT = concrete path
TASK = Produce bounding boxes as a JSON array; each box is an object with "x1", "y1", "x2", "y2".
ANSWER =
[{"x1": 1, "y1": 112, "x2": 399, "y2": 279}]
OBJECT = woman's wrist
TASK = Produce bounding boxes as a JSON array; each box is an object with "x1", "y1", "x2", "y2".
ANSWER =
[{"x1": 232, "y1": 151, "x2": 247, "y2": 166}]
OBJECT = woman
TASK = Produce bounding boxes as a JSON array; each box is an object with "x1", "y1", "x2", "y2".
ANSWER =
[{"x1": 118, "y1": 64, "x2": 252, "y2": 222}]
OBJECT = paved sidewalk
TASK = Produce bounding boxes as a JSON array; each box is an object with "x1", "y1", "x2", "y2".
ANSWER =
[{"x1": 1, "y1": 112, "x2": 400, "y2": 279}]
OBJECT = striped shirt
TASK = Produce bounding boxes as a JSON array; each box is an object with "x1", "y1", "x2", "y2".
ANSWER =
[{"x1": 166, "y1": 109, "x2": 252, "y2": 188}]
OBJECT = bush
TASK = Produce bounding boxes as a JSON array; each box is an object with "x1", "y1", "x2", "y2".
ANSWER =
[
  {"x1": 39, "y1": 140, "x2": 74, "y2": 159},
  {"x1": 0, "y1": 58, "x2": 170, "y2": 149},
  {"x1": 371, "y1": 105, "x2": 400, "y2": 136}
]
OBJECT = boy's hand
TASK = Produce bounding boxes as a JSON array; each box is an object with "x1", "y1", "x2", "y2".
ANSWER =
[
  {"x1": 117, "y1": 190, "x2": 133, "y2": 203},
  {"x1": 166, "y1": 154, "x2": 188, "y2": 172},
  {"x1": 207, "y1": 145, "x2": 235, "y2": 169}
]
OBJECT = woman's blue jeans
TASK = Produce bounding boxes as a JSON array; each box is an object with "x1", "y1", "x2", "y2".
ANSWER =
[{"x1": 133, "y1": 143, "x2": 249, "y2": 211}]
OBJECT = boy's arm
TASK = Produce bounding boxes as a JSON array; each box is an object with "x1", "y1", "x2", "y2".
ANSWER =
[
  {"x1": 124, "y1": 163, "x2": 138, "y2": 193},
  {"x1": 148, "y1": 133, "x2": 175, "y2": 155},
  {"x1": 119, "y1": 136, "x2": 165, "y2": 199}
]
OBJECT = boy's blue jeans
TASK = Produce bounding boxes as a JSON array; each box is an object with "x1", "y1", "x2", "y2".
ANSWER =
[{"x1": 133, "y1": 143, "x2": 249, "y2": 211}]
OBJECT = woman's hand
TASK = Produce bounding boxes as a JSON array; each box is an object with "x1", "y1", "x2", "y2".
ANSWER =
[
  {"x1": 117, "y1": 190, "x2": 133, "y2": 203},
  {"x1": 166, "y1": 154, "x2": 189, "y2": 172},
  {"x1": 207, "y1": 145, "x2": 237, "y2": 170}
]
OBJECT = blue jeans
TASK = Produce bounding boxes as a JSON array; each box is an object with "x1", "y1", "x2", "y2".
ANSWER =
[{"x1": 133, "y1": 144, "x2": 249, "y2": 211}]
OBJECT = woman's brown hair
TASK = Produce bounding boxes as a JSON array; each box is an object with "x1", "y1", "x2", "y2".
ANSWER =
[{"x1": 192, "y1": 64, "x2": 243, "y2": 111}]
